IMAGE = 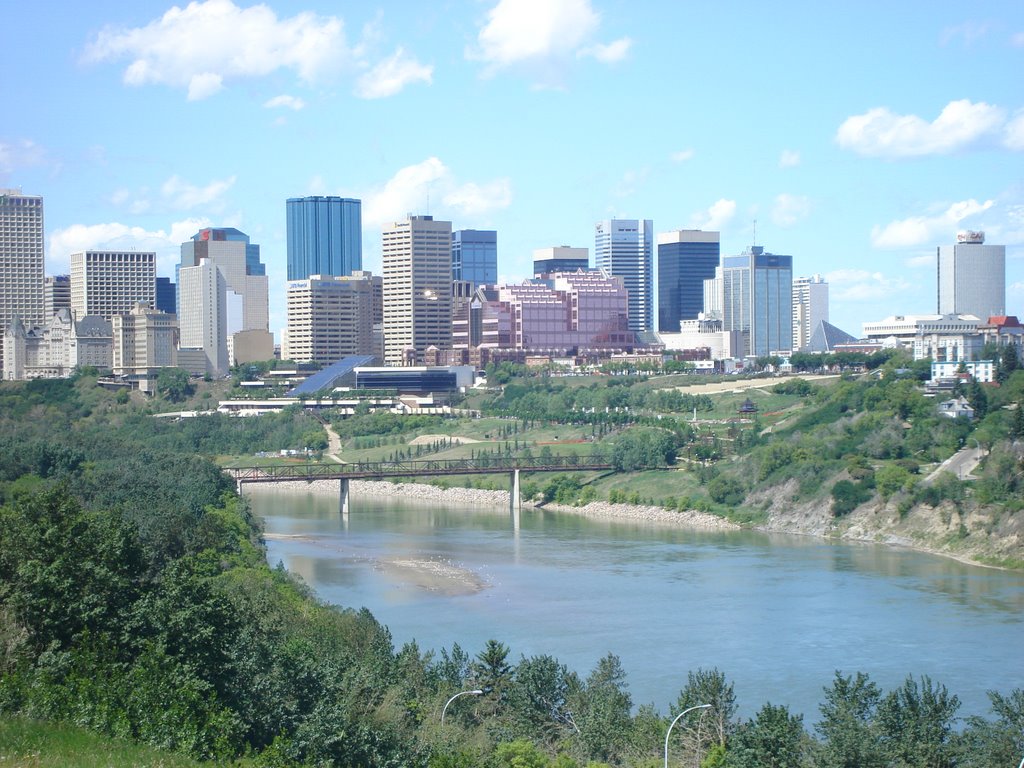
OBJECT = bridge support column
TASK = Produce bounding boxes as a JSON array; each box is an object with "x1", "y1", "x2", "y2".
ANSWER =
[
  {"x1": 236, "y1": 479, "x2": 243, "y2": 496},
  {"x1": 339, "y1": 478, "x2": 350, "y2": 518},
  {"x1": 510, "y1": 469, "x2": 521, "y2": 528}
]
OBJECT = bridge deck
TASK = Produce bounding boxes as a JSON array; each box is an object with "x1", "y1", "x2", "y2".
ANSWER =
[{"x1": 226, "y1": 455, "x2": 614, "y2": 483}]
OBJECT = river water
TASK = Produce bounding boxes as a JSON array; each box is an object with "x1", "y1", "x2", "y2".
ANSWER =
[{"x1": 250, "y1": 488, "x2": 1024, "y2": 721}]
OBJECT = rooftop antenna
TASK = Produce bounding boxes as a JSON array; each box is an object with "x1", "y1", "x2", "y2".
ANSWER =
[{"x1": 752, "y1": 218, "x2": 757, "y2": 246}]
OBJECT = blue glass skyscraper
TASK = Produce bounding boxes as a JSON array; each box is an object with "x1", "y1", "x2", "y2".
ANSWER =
[
  {"x1": 452, "y1": 229, "x2": 497, "y2": 286},
  {"x1": 657, "y1": 230, "x2": 720, "y2": 332},
  {"x1": 595, "y1": 218, "x2": 653, "y2": 332},
  {"x1": 286, "y1": 196, "x2": 362, "y2": 280}
]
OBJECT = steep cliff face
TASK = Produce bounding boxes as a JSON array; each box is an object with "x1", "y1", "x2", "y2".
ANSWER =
[{"x1": 751, "y1": 477, "x2": 1024, "y2": 569}]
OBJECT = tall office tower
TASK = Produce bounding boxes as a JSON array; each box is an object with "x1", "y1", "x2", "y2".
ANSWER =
[
  {"x1": 286, "y1": 196, "x2": 362, "y2": 280},
  {"x1": 937, "y1": 231, "x2": 1005, "y2": 321},
  {"x1": 44, "y1": 275, "x2": 71, "y2": 320},
  {"x1": 1, "y1": 189, "x2": 44, "y2": 375},
  {"x1": 382, "y1": 215, "x2": 452, "y2": 365},
  {"x1": 70, "y1": 250, "x2": 156, "y2": 321},
  {"x1": 179, "y1": 228, "x2": 269, "y2": 333},
  {"x1": 717, "y1": 246, "x2": 793, "y2": 357},
  {"x1": 533, "y1": 246, "x2": 589, "y2": 277},
  {"x1": 155, "y1": 276, "x2": 176, "y2": 315},
  {"x1": 178, "y1": 260, "x2": 229, "y2": 376},
  {"x1": 595, "y1": 219, "x2": 653, "y2": 332},
  {"x1": 792, "y1": 274, "x2": 829, "y2": 351},
  {"x1": 452, "y1": 229, "x2": 497, "y2": 286},
  {"x1": 656, "y1": 229, "x2": 720, "y2": 333},
  {"x1": 285, "y1": 271, "x2": 382, "y2": 364}
]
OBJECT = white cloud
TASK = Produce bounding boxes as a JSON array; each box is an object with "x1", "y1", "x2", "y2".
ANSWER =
[
  {"x1": 0, "y1": 139, "x2": 48, "y2": 175},
  {"x1": 871, "y1": 198, "x2": 995, "y2": 248},
  {"x1": 836, "y1": 99, "x2": 1008, "y2": 158},
  {"x1": 691, "y1": 199, "x2": 736, "y2": 231},
  {"x1": 161, "y1": 174, "x2": 236, "y2": 210},
  {"x1": 48, "y1": 217, "x2": 213, "y2": 276},
  {"x1": 468, "y1": 0, "x2": 626, "y2": 81},
  {"x1": 578, "y1": 37, "x2": 632, "y2": 63},
  {"x1": 187, "y1": 72, "x2": 224, "y2": 101},
  {"x1": 778, "y1": 149, "x2": 800, "y2": 168},
  {"x1": 670, "y1": 148, "x2": 694, "y2": 163},
  {"x1": 84, "y1": 0, "x2": 349, "y2": 99},
  {"x1": 263, "y1": 94, "x2": 306, "y2": 110},
  {"x1": 772, "y1": 194, "x2": 811, "y2": 227},
  {"x1": 355, "y1": 47, "x2": 433, "y2": 99},
  {"x1": 940, "y1": 21, "x2": 992, "y2": 46},
  {"x1": 1004, "y1": 111, "x2": 1024, "y2": 151},
  {"x1": 442, "y1": 179, "x2": 513, "y2": 215},
  {"x1": 825, "y1": 268, "x2": 912, "y2": 302},
  {"x1": 363, "y1": 157, "x2": 512, "y2": 228},
  {"x1": 1013, "y1": 32, "x2": 1024, "y2": 47}
]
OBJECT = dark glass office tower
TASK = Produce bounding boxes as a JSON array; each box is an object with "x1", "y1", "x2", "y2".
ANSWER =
[
  {"x1": 657, "y1": 229, "x2": 720, "y2": 332},
  {"x1": 286, "y1": 196, "x2": 362, "y2": 280}
]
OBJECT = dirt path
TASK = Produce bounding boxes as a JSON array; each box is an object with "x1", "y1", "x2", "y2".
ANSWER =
[{"x1": 673, "y1": 374, "x2": 840, "y2": 396}]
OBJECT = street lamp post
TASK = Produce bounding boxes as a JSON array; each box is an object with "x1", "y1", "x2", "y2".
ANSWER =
[
  {"x1": 441, "y1": 689, "x2": 483, "y2": 726},
  {"x1": 664, "y1": 703, "x2": 712, "y2": 768}
]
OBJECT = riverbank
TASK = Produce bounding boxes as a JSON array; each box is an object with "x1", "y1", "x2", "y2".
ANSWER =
[
  {"x1": 243, "y1": 477, "x2": 1022, "y2": 569},
  {"x1": 245, "y1": 479, "x2": 737, "y2": 532}
]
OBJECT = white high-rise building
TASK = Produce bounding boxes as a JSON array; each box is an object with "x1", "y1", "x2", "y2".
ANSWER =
[
  {"x1": 70, "y1": 250, "x2": 156, "y2": 320},
  {"x1": 382, "y1": 215, "x2": 452, "y2": 365},
  {"x1": 595, "y1": 219, "x2": 653, "y2": 332},
  {"x1": 178, "y1": 228, "x2": 271, "y2": 371},
  {"x1": 1, "y1": 189, "x2": 44, "y2": 375},
  {"x1": 178, "y1": 260, "x2": 229, "y2": 376},
  {"x1": 792, "y1": 274, "x2": 828, "y2": 351},
  {"x1": 937, "y1": 231, "x2": 1005, "y2": 322},
  {"x1": 285, "y1": 271, "x2": 383, "y2": 364}
]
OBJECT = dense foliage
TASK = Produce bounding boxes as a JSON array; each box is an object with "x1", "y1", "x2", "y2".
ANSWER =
[{"x1": 1, "y1": 375, "x2": 1022, "y2": 766}]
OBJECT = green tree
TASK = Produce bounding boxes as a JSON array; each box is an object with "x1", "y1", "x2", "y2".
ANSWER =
[
  {"x1": 672, "y1": 668, "x2": 737, "y2": 767},
  {"x1": 814, "y1": 671, "x2": 886, "y2": 768},
  {"x1": 567, "y1": 654, "x2": 632, "y2": 765},
  {"x1": 156, "y1": 368, "x2": 194, "y2": 403},
  {"x1": 958, "y1": 688, "x2": 1024, "y2": 767},
  {"x1": 876, "y1": 675, "x2": 960, "y2": 768},
  {"x1": 725, "y1": 702, "x2": 807, "y2": 768}
]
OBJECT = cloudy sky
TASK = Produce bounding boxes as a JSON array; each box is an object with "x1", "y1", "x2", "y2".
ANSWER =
[{"x1": 3, "y1": 0, "x2": 1022, "y2": 338}]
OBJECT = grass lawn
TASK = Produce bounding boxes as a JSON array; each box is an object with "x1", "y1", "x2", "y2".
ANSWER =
[{"x1": 0, "y1": 717, "x2": 238, "y2": 767}]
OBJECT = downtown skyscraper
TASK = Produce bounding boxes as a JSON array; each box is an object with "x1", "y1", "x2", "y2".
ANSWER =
[
  {"x1": 937, "y1": 231, "x2": 1005, "y2": 322},
  {"x1": 1, "y1": 189, "x2": 44, "y2": 375},
  {"x1": 451, "y1": 229, "x2": 497, "y2": 286},
  {"x1": 595, "y1": 219, "x2": 653, "y2": 332},
  {"x1": 382, "y1": 215, "x2": 452, "y2": 365},
  {"x1": 708, "y1": 245, "x2": 793, "y2": 357},
  {"x1": 286, "y1": 196, "x2": 362, "y2": 280},
  {"x1": 656, "y1": 229, "x2": 720, "y2": 333}
]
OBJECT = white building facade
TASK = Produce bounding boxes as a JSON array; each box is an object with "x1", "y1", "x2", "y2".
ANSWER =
[
  {"x1": 382, "y1": 215, "x2": 453, "y2": 365},
  {"x1": 792, "y1": 274, "x2": 828, "y2": 351},
  {"x1": 937, "y1": 231, "x2": 1005, "y2": 322},
  {"x1": 285, "y1": 271, "x2": 383, "y2": 364},
  {"x1": 70, "y1": 250, "x2": 156, "y2": 321},
  {"x1": 595, "y1": 219, "x2": 653, "y2": 332},
  {"x1": 1, "y1": 189, "x2": 45, "y2": 375}
]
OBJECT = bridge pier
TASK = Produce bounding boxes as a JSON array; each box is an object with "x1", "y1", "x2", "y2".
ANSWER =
[
  {"x1": 339, "y1": 478, "x2": 350, "y2": 518},
  {"x1": 510, "y1": 469, "x2": 521, "y2": 528}
]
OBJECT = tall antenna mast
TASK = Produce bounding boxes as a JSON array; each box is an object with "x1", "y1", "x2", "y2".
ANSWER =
[{"x1": 753, "y1": 218, "x2": 757, "y2": 246}]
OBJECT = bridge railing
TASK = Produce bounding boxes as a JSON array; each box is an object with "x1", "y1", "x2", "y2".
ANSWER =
[{"x1": 227, "y1": 454, "x2": 613, "y2": 482}]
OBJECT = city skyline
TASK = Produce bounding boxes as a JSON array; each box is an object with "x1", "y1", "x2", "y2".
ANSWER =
[{"x1": 2, "y1": 0, "x2": 1022, "y2": 339}]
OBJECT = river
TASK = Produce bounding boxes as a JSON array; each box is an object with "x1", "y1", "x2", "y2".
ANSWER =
[{"x1": 249, "y1": 487, "x2": 1024, "y2": 721}]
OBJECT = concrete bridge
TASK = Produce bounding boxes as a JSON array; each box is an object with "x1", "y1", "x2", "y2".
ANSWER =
[{"x1": 226, "y1": 454, "x2": 614, "y2": 520}]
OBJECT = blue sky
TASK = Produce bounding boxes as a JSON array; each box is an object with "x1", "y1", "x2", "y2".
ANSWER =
[{"x1": 3, "y1": 0, "x2": 1022, "y2": 339}]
